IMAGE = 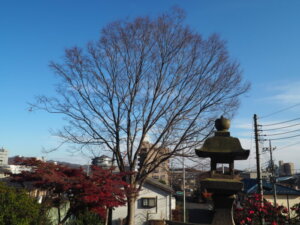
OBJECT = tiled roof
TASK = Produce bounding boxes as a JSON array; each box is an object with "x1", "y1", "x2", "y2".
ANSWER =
[
  {"x1": 145, "y1": 178, "x2": 173, "y2": 193},
  {"x1": 242, "y1": 178, "x2": 257, "y2": 192},
  {"x1": 242, "y1": 178, "x2": 300, "y2": 196}
]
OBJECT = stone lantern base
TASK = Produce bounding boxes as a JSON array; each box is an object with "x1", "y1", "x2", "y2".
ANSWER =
[{"x1": 201, "y1": 178, "x2": 243, "y2": 225}]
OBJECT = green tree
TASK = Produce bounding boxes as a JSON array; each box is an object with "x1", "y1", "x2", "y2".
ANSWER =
[{"x1": 0, "y1": 182, "x2": 50, "y2": 225}]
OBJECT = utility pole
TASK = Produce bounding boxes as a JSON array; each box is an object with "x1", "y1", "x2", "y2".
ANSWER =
[
  {"x1": 183, "y1": 152, "x2": 186, "y2": 223},
  {"x1": 254, "y1": 114, "x2": 264, "y2": 225},
  {"x1": 263, "y1": 140, "x2": 277, "y2": 206},
  {"x1": 169, "y1": 160, "x2": 173, "y2": 221}
]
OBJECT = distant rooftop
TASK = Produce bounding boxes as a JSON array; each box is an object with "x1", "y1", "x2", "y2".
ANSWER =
[{"x1": 243, "y1": 178, "x2": 300, "y2": 196}]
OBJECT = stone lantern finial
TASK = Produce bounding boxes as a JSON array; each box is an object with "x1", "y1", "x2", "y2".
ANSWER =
[{"x1": 215, "y1": 116, "x2": 230, "y2": 131}]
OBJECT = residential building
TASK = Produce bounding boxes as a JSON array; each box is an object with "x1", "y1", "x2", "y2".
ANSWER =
[
  {"x1": 0, "y1": 156, "x2": 45, "y2": 178},
  {"x1": 242, "y1": 178, "x2": 300, "y2": 216},
  {"x1": 139, "y1": 141, "x2": 170, "y2": 185},
  {"x1": 0, "y1": 148, "x2": 8, "y2": 166},
  {"x1": 170, "y1": 168, "x2": 201, "y2": 195},
  {"x1": 240, "y1": 171, "x2": 272, "y2": 179},
  {"x1": 279, "y1": 161, "x2": 295, "y2": 176},
  {"x1": 92, "y1": 155, "x2": 113, "y2": 169},
  {"x1": 111, "y1": 178, "x2": 174, "y2": 225}
]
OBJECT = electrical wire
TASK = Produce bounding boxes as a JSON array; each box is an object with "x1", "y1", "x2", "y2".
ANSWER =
[
  {"x1": 278, "y1": 141, "x2": 300, "y2": 150},
  {"x1": 260, "y1": 102, "x2": 300, "y2": 119},
  {"x1": 270, "y1": 134, "x2": 300, "y2": 141},
  {"x1": 261, "y1": 117, "x2": 300, "y2": 127},
  {"x1": 264, "y1": 128, "x2": 300, "y2": 136},
  {"x1": 262, "y1": 122, "x2": 300, "y2": 131}
]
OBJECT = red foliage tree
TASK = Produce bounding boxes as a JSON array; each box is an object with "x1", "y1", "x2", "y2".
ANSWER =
[{"x1": 10, "y1": 157, "x2": 127, "y2": 224}]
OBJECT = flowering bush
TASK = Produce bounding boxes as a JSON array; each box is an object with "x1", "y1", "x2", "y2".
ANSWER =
[
  {"x1": 234, "y1": 194, "x2": 288, "y2": 225},
  {"x1": 290, "y1": 203, "x2": 300, "y2": 224}
]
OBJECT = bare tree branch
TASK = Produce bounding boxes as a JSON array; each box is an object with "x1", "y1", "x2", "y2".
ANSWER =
[{"x1": 32, "y1": 9, "x2": 249, "y2": 225}]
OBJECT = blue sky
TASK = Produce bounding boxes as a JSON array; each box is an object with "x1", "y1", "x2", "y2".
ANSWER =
[{"x1": 1, "y1": 0, "x2": 300, "y2": 170}]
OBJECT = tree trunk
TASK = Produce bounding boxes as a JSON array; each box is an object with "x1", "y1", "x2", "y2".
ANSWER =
[
  {"x1": 104, "y1": 208, "x2": 109, "y2": 225},
  {"x1": 126, "y1": 196, "x2": 136, "y2": 225},
  {"x1": 108, "y1": 208, "x2": 113, "y2": 225},
  {"x1": 57, "y1": 206, "x2": 61, "y2": 225}
]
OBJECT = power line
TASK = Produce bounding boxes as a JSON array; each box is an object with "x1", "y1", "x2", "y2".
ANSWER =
[
  {"x1": 260, "y1": 103, "x2": 300, "y2": 119},
  {"x1": 278, "y1": 141, "x2": 300, "y2": 150},
  {"x1": 264, "y1": 128, "x2": 300, "y2": 137},
  {"x1": 262, "y1": 122, "x2": 300, "y2": 131},
  {"x1": 270, "y1": 134, "x2": 300, "y2": 141},
  {"x1": 261, "y1": 117, "x2": 300, "y2": 127}
]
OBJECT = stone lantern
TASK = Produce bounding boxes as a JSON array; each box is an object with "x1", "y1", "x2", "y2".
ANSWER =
[{"x1": 195, "y1": 116, "x2": 250, "y2": 225}]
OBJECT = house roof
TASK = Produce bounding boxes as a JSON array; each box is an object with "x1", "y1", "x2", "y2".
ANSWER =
[
  {"x1": 242, "y1": 178, "x2": 258, "y2": 192},
  {"x1": 145, "y1": 178, "x2": 173, "y2": 193},
  {"x1": 242, "y1": 178, "x2": 300, "y2": 196}
]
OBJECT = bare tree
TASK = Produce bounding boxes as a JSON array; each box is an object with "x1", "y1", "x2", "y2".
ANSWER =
[{"x1": 34, "y1": 9, "x2": 249, "y2": 225}]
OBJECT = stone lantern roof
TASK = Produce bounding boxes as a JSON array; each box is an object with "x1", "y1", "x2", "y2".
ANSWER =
[{"x1": 195, "y1": 116, "x2": 249, "y2": 175}]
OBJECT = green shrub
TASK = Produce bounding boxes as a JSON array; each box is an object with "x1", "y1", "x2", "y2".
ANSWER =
[
  {"x1": 65, "y1": 210, "x2": 104, "y2": 225},
  {"x1": 0, "y1": 182, "x2": 51, "y2": 225}
]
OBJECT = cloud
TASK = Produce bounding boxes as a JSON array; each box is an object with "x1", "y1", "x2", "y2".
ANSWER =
[
  {"x1": 264, "y1": 81, "x2": 300, "y2": 105},
  {"x1": 232, "y1": 80, "x2": 300, "y2": 170},
  {"x1": 231, "y1": 117, "x2": 253, "y2": 130},
  {"x1": 232, "y1": 122, "x2": 252, "y2": 130}
]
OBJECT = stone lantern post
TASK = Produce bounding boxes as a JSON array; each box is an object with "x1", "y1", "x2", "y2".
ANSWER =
[{"x1": 195, "y1": 116, "x2": 250, "y2": 225}]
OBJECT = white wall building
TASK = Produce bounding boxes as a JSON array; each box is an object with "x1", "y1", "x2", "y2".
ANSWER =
[
  {"x1": 112, "y1": 178, "x2": 174, "y2": 225},
  {"x1": 7, "y1": 164, "x2": 32, "y2": 174},
  {"x1": 92, "y1": 155, "x2": 113, "y2": 169},
  {"x1": 0, "y1": 155, "x2": 44, "y2": 178},
  {"x1": 0, "y1": 148, "x2": 8, "y2": 166}
]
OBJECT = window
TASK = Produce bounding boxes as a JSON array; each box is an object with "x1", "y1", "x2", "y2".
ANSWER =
[
  {"x1": 141, "y1": 197, "x2": 156, "y2": 208},
  {"x1": 152, "y1": 175, "x2": 159, "y2": 180}
]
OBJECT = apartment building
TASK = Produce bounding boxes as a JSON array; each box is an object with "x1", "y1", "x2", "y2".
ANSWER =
[
  {"x1": 0, "y1": 148, "x2": 8, "y2": 166},
  {"x1": 139, "y1": 140, "x2": 170, "y2": 185},
  {"x1": 279, "y1": 160, "x2": 295, "y2": 176}
]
